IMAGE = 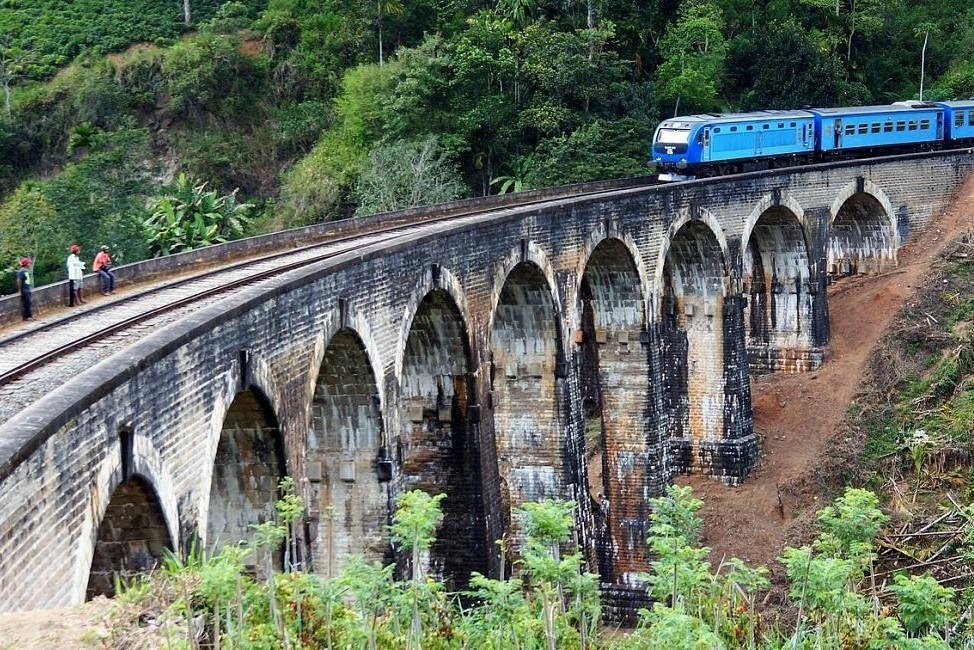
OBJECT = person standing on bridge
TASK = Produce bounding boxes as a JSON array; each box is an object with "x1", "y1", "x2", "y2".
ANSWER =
[
  {"x1": 66, "y1": 244, "x2": 85, "y2": 306},
  {"x1": 16, "y1": 257, "x2": 33, "y2": 321},
  {"x1": 93, "y1": 245, "x2": 115, "y2": 295}
]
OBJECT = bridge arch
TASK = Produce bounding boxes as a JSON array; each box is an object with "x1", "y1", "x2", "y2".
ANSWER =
[
  {"x1": 397, "y1": 281, "x2": 486, "y2": 586},
  {"x1": 828, "y1": 180, "x2": 899, "y2": 276},
  {"x1": 78, "y1": 431, "x2": 177, "y2": 601},
  {"x1": 203, "y1": 379, "x2": 286, "y2": 562},
  {"x1": 653, "y1": 208, "x2": 731, "y2": 312},
  {"x1": 309, "y1": 325, "x2": 388, "y2": 575},
  {"x1": 656, "y1": 215, "x2": 731, "y2": 468},
  {"x1": 488, "y1": 245, "x2": 567, "y2": 521},
  {"x1": 576, "y1": 236, "x2": 659, "y2": 583},
  {"x1": 741, "y1": 200, "x2": 815, "y2": 372}
]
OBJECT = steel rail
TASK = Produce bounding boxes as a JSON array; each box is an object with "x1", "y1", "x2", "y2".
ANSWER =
[{"x1": 0, "y1": 180, "x2": 658, "y2": 387}]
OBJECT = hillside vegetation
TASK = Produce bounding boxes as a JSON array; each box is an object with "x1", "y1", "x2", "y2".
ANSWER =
[
  {"x1": 0, "y1": 0, "x2": 265, "y2": 80},
  {"x1": 2, "y1": 0, "x2": 974, "y2": 291}
]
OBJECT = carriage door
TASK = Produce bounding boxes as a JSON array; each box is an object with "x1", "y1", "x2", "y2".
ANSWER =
[
  {"x1": 833, "y1": 119, "x2": 842, "y2": 149},
  {"x1": 937, "y1": 112, "x2": 944, "y2": 140},
  {"x1": 701, "y1": 127, "x2": 711, "y2": 162}
]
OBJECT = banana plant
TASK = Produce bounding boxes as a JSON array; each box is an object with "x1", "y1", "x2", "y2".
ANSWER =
[{"x1": 144, "y1": 174, "x2": 254, "y2": 255}]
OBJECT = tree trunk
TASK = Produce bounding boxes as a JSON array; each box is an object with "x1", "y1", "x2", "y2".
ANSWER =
[
  {"x1": 183, "y1": 0, "x2": 191, "y2": 25},
  {"x1": 1, "y1": 78, "x2": 9, "y2": 119},
  {"x1": 587, "y1": 0, "x2": 596, "y2": 60},
  {"x1": 379, "y1": 20, "x2": 384, "y2": 65},
  {"x1": 920, "y1": 31, "x2": 928, "y2": 101}
]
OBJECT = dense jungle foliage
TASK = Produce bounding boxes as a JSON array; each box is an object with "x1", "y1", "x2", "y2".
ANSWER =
[{"x1": 1, "y1": 0, "x2": 974, "y2": 290}]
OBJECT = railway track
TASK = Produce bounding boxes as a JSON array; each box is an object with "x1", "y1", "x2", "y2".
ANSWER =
[{"x1": 0, "y1": 179, "x2": 657, "y2": 420}]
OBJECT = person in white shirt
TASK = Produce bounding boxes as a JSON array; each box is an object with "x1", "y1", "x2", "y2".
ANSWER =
[{"x1": 67, "y1": 244, "x2": 86, "y2": 306}]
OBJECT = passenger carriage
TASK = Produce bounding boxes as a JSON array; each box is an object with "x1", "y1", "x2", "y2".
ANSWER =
[
  {"x1": 936, "y1": 100, "x2": 974, "y2": 142},
  {"x1": 808, "y1": 104, "x2": 943, "y2": 155}
]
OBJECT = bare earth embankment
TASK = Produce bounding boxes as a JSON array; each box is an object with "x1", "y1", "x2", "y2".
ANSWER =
[{"x1": 680, "y1": 173, "x2": 974, "y2": 568}]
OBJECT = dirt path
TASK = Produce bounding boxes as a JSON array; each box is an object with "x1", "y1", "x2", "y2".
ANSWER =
[
  {"x1": 678, "y1": 174, "x2": 974, "y2": 568},
  {"x1": 0, "y1": 599, "x2": 113, "y2": 649}
]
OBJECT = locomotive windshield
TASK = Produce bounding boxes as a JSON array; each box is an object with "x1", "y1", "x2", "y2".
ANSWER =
[{"x1": 656, "y1": 128, "x2": 691, "y2": 144}]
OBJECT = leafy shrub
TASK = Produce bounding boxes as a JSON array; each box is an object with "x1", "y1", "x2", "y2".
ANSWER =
[
  {"x1": 161, "y1": 33, "x2": 262, "y2": 120},
  {"x1": 353, "y1": 137, "x2": 466, "y2": 216},
  {"x1": 887, "y1": 573, "x2": 956, "y2": 637},
  {"x1": 144, "y1": 173, "x2": 253, "y2": 255}
]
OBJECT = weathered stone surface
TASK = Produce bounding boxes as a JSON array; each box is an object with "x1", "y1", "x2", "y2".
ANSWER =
[{"x1": 1, "y1": 152, "x2": 972, "y2": 612}]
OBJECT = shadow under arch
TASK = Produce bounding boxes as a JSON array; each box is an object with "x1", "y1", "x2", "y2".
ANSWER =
[
  {"x1": 742, "y1": 204, "x2": 817, "y2": 373},
  {"x1": 309, "y1": 326, "x2": 388, "y2": 576},
  {"x1": 86, "y1": 473, "x2": 173, "y2": 599},
  {"x1": 577, "y1": 237, "x2": 662, "y2": 584},
  {"x1": 398, "y1": 287, "x2": 487, "y2": 588},
  {"x1": 205, "y1": 385, "x2": 286, "y2": 564},
  {"x1": 657, "y1": 218, "x2": 730, "y2": 471},
  {"x1": 489, "y1": 259, "x2": 566, "y2": 531},
  {"x1": 829, "y1": 182, "x2": 898, "y2": 277}
]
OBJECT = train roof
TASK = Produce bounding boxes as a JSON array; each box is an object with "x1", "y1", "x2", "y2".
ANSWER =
[
  {"x1": 808, "y1": 103, "x2": 942, "y2": 117},
  {"x1": 936, "y1": 100, "x2": 974, "y2": 109}
]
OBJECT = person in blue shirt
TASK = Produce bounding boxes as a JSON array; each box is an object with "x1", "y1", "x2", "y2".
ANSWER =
[{"x1": 16, "y1": 257, "x2": 33, "y2": 321}]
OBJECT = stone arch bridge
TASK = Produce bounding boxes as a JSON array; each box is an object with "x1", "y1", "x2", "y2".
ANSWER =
[{"x1": 1, "y1": 151, "x2": 972, "y2": 612}]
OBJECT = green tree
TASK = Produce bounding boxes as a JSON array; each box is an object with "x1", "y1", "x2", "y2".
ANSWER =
[
  {"x1": 388, "y1": 490, "x2": 446, "y2": 650},
  {"x1": 800, "y1": 0, "x2": 894, "y2": 65},
  {"x1": 525, "y1": 118, "x2": 652, "y2": 188},
  {"x1": 888, "y1": 573, "x2": 955, "y2": 638},
  {"x1": 726, "y1": 20, "x2": 847, "y2": 109},
  {"x1": 0, "y1": 40, "x2": 26, "y2": 118},
  {"x1": 655, "y1": 0, "x2": 726, "y2": 115},
  {"x1": 0, "y1": 187, "x2": 59, "y2": 287},
  {"x1": 353, "y1": 136, "x2": 466, "y2": 216},
  {"x1": 497, "y1": 0, "x2": 536, "y2": 28}
]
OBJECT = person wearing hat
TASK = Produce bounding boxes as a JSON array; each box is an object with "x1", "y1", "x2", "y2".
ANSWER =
[
  {"x1": 16, "y1": 257, "x2": 33, "y2": 321},
  {"x1": 92, "y1": 245, "x2": 115, "y2": 295},
  {"x1": 66, "y1": 244, "x2": 85, "y2": 306}
]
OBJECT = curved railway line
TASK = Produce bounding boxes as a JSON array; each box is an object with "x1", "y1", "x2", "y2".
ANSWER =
[{"x1": 0, "y1": 178, "x2": 658, "y2": 424}]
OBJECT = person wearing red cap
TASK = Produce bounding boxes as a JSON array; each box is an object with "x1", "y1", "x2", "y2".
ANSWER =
[
  {"x1": 66, "y1": 244, "x2": 85, "y2": 306},
  {"x1": 16, "y1": 257, "x2": 33, "y2": 321}
]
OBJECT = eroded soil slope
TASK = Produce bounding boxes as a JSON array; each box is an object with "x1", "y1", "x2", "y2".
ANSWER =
[{"x1": 679, "y1": 173, "x2": 974, "y2": 567}]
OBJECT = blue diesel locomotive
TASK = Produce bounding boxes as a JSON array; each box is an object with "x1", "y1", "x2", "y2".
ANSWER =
[{"x1": 652, "y1": 101, "x2": 974, "y2": 181}]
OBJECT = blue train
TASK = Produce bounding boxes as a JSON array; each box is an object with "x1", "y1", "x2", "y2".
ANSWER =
[{"x1": 651, "y1": 101, "x2": 974, "y2": 181}]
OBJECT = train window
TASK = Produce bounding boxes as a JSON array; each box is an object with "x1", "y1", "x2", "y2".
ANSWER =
[
  {"x1": 871, "y1": 123, "x2": 881, "y2": 133},
  {"x1": 844, "y1": 125, "x2": 855, "y2": 135},
  {"x1": 920, "y1": 119, "x2": 930, "y2": 130},
  {"x1": 730, "y1": 126, "x2": 737, "y2": 132},
  {"x1": 884, "y1": 121, "x2": 893, "y2": 132},
  {"x1": 713, "y1": 127, "x2": 721, "y2": 133},
  {"x1": 908, "y1": 120, "x2": 918, "y2": 131},
  {"x1": 956, "y1": 113, "x2": 965, "y2": 127},
  {"x1": 763, "y1": 124, "x2": 770, "y2": 129},
  {"x1": 896, "y1": 121, "x2": 906, "y2": 131},
  {"x1": 789, "y1": 122, "x2": 796, "y2": 127},
  {"x1": 746, "y1": 125, "x2": 754, "y2": 131},
  {"x1": 777, "y1": 123, "x2": 784, "y2": 128},
  {"x1": 858, "y1": 124, "x2": 868, "y2": 134},
  {"x1": 968, "y1": 111, "x2": 974, "y2": 126},
  {"x1": 657, "y1": 128, "x2": 691, "y2": 143}
]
